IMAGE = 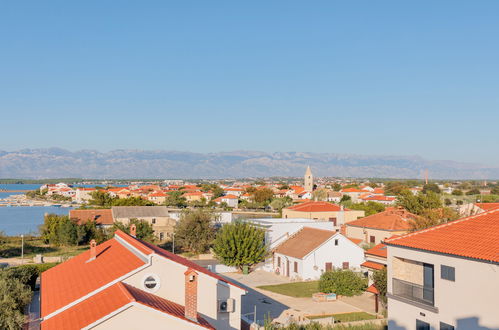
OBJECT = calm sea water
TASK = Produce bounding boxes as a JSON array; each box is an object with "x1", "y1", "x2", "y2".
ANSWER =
[{"x1": 0, "y1": 184, "x2": 99, "y2": 236}]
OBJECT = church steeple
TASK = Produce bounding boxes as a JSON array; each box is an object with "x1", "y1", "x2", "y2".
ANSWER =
[{"x1": 304, "y1": 166, "x2": 314, "y2": 192}]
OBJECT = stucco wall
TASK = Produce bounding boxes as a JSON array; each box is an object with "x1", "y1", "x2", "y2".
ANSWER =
[
  {"x1": 123, "y1": 255, "x2": 244, "y2": 330},
  {"x1": 346, "y1": 226, "x2": 407, "y2": 245},
  {"x1": 93, "y1": 304, "x2": 200, "y2": 329},
  {"x1": 387, "y1": 245, "x2": 499, "y2": 329}
]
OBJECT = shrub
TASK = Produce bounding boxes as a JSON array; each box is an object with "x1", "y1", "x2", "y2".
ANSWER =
[
  {"x1": 318, "y1": 270, "x2": 367, "y2": 296},
  {"x1": 5, "y1": 263, "x2": 59, "y2": 290}
]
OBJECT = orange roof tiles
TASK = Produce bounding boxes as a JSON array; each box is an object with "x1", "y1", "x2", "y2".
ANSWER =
[
  {"x1": 361, "y1": 261, "x2": 385, "y2": 270},
  {"x1": 41, "y1": 236, "x2": 146, "y2": 317},
  {"x1": 114, "y1": 231, "x2": 245, "y2": 291},
  {"x1": 69, "y1": 209, "x2": 114, "y2": 226},
  {"x1": 366, "y1": 284, "x2": 379, "y2": 295},
  {"x1": 347, "y1": 237, "x2": 363, "y2": 245},
  {"x1": 341, "y1": 188, "x2": 364, "y2": 193},
  {"x1": 42, "y1": 282, "x2": 214, "y2": 329},
  {"x1": 346, "y1": 208, "x2": 416, "y2": 231},
  {"x1": 274, "y1": 228, "x2": 337, "y2": 259},
  {"x1": 385, "y1": 208, "x2": 499, "y2": 263},
  {"x1": 286, "y1": 201, "x2": 344, "y2": 212},
  {"x1": 365, "y1": 243, "x2": 388, "y2": 258},
  {"x1": 222, "y1": 194, "x2": 238, "y2": 199},
  {"x1": 475, "y1": 203, "x2": 499, "y2": 211}
]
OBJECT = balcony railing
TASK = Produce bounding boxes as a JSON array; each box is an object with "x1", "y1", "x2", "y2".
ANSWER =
[{"x1": 392, "y1": 278, "x2": 434, "y2": 306}]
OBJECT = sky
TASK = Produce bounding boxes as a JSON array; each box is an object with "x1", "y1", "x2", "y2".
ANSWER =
[{"x1": 1, "y1": 1, "x2": 499, "y2": 165}]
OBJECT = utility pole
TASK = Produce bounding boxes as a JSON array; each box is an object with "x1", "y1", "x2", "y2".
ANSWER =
[
  {"x1": 21, "y1": 234, "x2": 24, "y2": 264},
  {"x1": 172, "y1": 233, "x2": 175, "y2": 254}
]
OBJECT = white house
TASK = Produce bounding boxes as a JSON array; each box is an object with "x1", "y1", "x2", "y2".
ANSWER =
[
  {"x1": 273, "y1": 228, "x2": 365, "y2": 280},
  {"x1": 213, "y1": 194, "x2": 239, "y2": 208}
]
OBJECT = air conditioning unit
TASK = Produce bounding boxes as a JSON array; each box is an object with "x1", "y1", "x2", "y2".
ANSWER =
[{"x1": 218, "y1": 298, "x2": 235, "y2": 313}]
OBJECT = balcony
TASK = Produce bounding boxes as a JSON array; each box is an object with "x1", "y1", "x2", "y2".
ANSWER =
[{"x1": 392, "y1": 278, "x2": 434, "y2": 307}]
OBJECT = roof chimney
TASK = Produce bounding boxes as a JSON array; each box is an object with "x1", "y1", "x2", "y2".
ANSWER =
[
  {"x1": 130, "y1": 223, "x2": 137, "y2": 237},
  {"x1": 87, "y1": 240, "x2": 97, "y2": 262},
  {"x1": 184, "y1": 268, "x2": 199, "y2": 322}
]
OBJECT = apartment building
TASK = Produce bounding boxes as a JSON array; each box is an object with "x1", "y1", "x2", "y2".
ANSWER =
[{"x1": 385, "y1": 209, "x2": 499, "y2": 330}]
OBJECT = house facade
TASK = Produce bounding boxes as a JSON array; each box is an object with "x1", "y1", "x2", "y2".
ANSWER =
[
  {"x1": 273, "y1": 228, "x2": 365, "y2": 280},
  {"x1": 385, "y1": 209, "x2": 499, "y2": 330},
  {"x1": 345, "y1": 207, "x2": 415, "y2": 245},
  {"x1": 112, "y1": 206, "x2": 177, "y2": 241},
  {"x1": 40, "y1": 229, "x2": 246, "y2": 329},
  {"x1": 282, "y1": 201, "x2": 364, "y2": 225}
]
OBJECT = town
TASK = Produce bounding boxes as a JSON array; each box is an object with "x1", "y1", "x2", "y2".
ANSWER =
[{"x1": 1, "y1": 167, "x2": 498, "y2": 329}]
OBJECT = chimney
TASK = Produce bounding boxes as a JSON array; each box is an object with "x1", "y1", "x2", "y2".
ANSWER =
[
  {"x1": 130, "y1": 224, "x2": 137, "y2": 237},
  {"x1": 87, "y1": 239, "x2": 97, "y2": 262},
  {"x1": 340, "y1": 224, "x2": 346, "y2": 235},
  {"x1": 184, "y1": 268, "x2": 199, "y2": 322}
]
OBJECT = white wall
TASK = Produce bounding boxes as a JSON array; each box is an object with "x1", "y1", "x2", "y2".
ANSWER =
[
  {"x1": 387, "y1": 245, "x2": 499, "y2": 330},
  {"x1": 273, "y1": 234, "x2": 365, "y2": 281}
]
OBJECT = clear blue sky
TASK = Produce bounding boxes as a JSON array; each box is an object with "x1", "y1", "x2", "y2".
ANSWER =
[{"x1": 1, "y1": 1, "x2": 499, "y2": 165}]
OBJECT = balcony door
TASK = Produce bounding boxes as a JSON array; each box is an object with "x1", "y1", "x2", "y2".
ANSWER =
[{"x1": 423, "y1": 263, "x2": 434, "y2": 302}]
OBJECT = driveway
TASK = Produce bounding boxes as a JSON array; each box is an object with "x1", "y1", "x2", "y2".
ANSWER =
[{"x1": 222, "y1": 271, "x2": 368, "y2": 324}]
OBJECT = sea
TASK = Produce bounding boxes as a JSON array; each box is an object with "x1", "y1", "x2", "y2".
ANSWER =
[{"x1": 0, "y1": 183, "x2": 120, "y2": 236}]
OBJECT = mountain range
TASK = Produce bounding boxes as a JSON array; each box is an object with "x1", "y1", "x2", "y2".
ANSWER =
[{"x1": 0, "y1": 148, "x2": 498, "y2": 180}]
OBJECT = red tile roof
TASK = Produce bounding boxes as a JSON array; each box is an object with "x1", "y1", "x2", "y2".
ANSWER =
[
  {"x1": 362, "y1": 195, "x2": 396, "y2": 202},
  {"x1": 69, "y1": 209, "x2": 114, "y2": 226},
  {"x1": 365, "y1": 243, "x2": 388, "y2": 258},
  {"x1": 286, "y1": 201, "x2": 344, "y2": 212},
  {"x1": 361, "y1": 261, "x2": 385, "y2": 270},
  {"x1": 475, "y1": 203, "x2": 499, "y2": 211},
  {"x1": 274, "y1": 228, "x2": 337, "y2": 259},
  {"x1": 385, "y1": 208, "x2": 499, "y2": 263},
  {"x1": 114, "y1": 231, "x2": 246, "y2": 291},
  {"x1": 366, "y1": 284, "x2": 379, "y2": 295},
  {"x1": 41, "y1": 237, "x2": 146, "y2": 317},
  {"x1": 42, "y1": 282, "x2": 214, "y2": 329},
  {"x1": 341, "y1": 188, "x2": 364, "y2": 193},
  {"x1": 347, "y1": 237, "x2": 363, "y2": 245},
  {"x1": 346, "y1": 208, "x2": 416, "y2": 231},
  {"x1": 222, "y1": 194, "x2": 238, "y2": 199}
]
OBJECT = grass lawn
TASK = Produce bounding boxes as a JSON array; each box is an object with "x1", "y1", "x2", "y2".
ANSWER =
[
  {"x1": 308, "y1": 312, "x2": 376, "y2": 322},
  {"x1": 257, "y1": 281, "x2": 319, "y2": 298},
  {"x1": 0, "y1": 236, "x2": 88, "y2": 259}
]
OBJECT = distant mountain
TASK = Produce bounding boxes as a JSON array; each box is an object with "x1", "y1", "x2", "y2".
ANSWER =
[{"x1": 0, "y1": 148, "x2": 498, "y2": 179}]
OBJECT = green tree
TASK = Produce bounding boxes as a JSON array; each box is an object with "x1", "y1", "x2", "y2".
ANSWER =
[
  {"x1": 396, "y1": 191, "x2": 442, "y2": 215},
  {"x1": 331, "y1": 183, "x2": 342, "y2": 191},
  {"x1": 371, "y1": 268, "x2": 387, "y2": 307},
  {"x1": 269, "y1": 196, "x2": 293, "y2": 212},
  {"x1": 444, "y1": 198, "x2": 452, "y2": 206},
  {"x1": 491, "y1": 186, "x2": 499, "y2": 195},
  {"x1": 311, "y1": 189, "x2": 328, "y2": 201},
  {"x1": 112, "y1": 219, "x2": 155, "y2": 242},
  {"x1": 422, "y1": 183, "x2": 441, "y2": 194},
  {"x1": 466, "y1": 188, "x2": 481, "y2": 195},
  {"x1": 340, "y1": 195, "x2": 351, "y2": 204},
  {"x1": 88, "y1": 190, "x2": 116, "y2": 207},
  {"x1": 164, "y1": 191, "x2": 187, "y2": 208},
  {"x1": 0, "y1": 272, "x2": 32, "y2": 330},
  {"x1": 318, "y1": 270, "x2": 367, "y2": 296},
  {"x1": 213, "y1": 222, "x2": 267, "y2": 272},
  {"x1": 452, "y1": 189, "x2": 463, "y2": 196},
  {"x1": 252, "y1": 188, "x2": 274, "y2": 204},
  {"x1": 112, "y1": 197, "x2": 154, "y2": 206},
  {"x1": 175, "y1": 209, "x2": 216, "y2": 254},
  {"x1": 343, "y1": 201, "x2": 386, "y2": 216},
  {"x1": 40, "y1": 214, "x2": 78, "y2": 246},
  {"x1": 384, "y1": 182, "x2": 410, "y2": 196}
]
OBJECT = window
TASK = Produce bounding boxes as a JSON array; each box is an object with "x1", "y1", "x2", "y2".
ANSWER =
[
  {"x1": 370, "y1": 235, "x2": 375, "y2": 243},
  {"x1": 342, "y1": 262, "x2": 349, "y2": 269},
  {"x1": 416, "y1": 320, "x2": 430, "y2": 330},
  {"x1": 159, "y1": 232, "x2": 164, "y2": 241},
  {"x1": 277, "y1": 256, "x2": 281, "y2": 267},
  {"x1": 334, "y1": 239, "x2": 339, "y2": 246},
  {"x1": 152, "y1": 218, "x2": 156, "y2": 224},
  {"x1": 142, "y1": 274, "x2": 161, "y2": 292},
  {"x1": 440, "y1": 322, "x2": 455, "y2": 330},
  {"x1": 294, "y1": 261, "x2": 298, "y2": 273},
  {"x1": 441, "y1": 265, "x2": 455, "y2": 281}
]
